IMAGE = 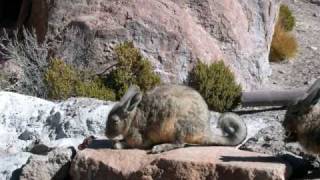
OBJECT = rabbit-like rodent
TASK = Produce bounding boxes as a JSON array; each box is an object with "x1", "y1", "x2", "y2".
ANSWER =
[
  {"x1": 105, "y1": 84, "x2": 247, "y2": 153},
  {"x1": 283, "y1": 79, "x2": 320, "y2": 154}
]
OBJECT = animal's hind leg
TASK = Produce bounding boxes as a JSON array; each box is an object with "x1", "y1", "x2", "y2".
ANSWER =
[
  {"x1": 151, "y1": 142, "x2": 186, "y2": 154},
  {"x1": 150, "y1": 128, "x2": 192, "y2": 153}
]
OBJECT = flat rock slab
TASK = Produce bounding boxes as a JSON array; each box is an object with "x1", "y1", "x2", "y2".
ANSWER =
[{"x1": 70, "y1": 147, "x2": 291, "y2": 180}]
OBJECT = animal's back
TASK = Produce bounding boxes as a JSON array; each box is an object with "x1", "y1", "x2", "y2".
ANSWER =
[
  {"x1": 139, "y1": 85, "x2": 210, "y2": 144},
  {"x1": 296, "y1": 106, "x2": 320, "y2": 153}
]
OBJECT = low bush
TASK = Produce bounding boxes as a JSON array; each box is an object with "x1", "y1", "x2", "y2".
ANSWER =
[
  {"x1": 45, "y1": 42, "x2": 160, "y2": 101},
  {"x1": 0, "y1": 28, "x2": 49, "y2": 97},
  {"x1": 279, "y1": 4, "x2": 296, "y2": 32},
  {"x1": 104, "y1": 42, "x2": 161, "y2": 99},
  {"x1": 188, "y1": 61, "x2": 241, "y2": 112},
  {"x1": 44, "y1": 58, "x2": 115, "y2": 100}
]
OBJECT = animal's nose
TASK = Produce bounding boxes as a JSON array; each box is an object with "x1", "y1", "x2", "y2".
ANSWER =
[{"x1": 112, "y1": 119, "x2": 120, "y2": 125}]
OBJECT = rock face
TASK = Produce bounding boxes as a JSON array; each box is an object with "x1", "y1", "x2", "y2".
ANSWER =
[
  {"x1": 20, "y1": 147, "x2": 75, "y2": 180},
  {"x1": 0, "y1": 91, "x2": 115, "y2": 180},
  {"x1": 0, "y1": 91, "x2": 115, "y2": 150},
  {"x1": 47, "y1": 0, "x2": 280, "y2": 90},
  {"x1": 70, "y1": 147, "x2": 291, "y2": 180}
]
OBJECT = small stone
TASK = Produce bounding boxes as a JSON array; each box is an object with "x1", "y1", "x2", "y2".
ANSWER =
[
  {"x1": 18, "y1": 130, "x2": 36, "y2": 141},
  {"x1": 25, "y1": 140, "x2": 54, "y2": 155},
  {"x1": 308, "y1": 46, "x2": 318, "y2": 51}
]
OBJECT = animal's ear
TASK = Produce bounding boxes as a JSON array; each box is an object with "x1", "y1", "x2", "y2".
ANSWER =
[
  {"x1": 302, "y1": 78, "x2": 320, "y2": 106},
  {"x1": 119, "y1": 85, "x2": 142, "y2": 113}
]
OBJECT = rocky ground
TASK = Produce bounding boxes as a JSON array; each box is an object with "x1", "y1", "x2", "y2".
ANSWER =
[
  {"x1": 243, "y1": 0, "x2": 320, "y2": 178},
  {"x1": 270, "y1": 0, "x2": 320, "y2": 89}
]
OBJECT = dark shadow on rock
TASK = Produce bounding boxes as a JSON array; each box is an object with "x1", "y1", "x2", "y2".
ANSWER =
[
  {"x1": 234, "y1": 106, "x2": 286, "y2": 115},
  {"x1": 278, "y1": 153, "x2": 313, "y2": 179},
  {"x1": 86, "y1": 139, "x2": 114, "y2": 149},
  {"x1": 51, "y1": 146, "x2": 77, "y2": 180},
  {"x1": 304, "y1": 169, "x2": 320, "y2": 179},
  {"x1": 52, "y1": 162, "x2": 72, "y2": 180},
  {"x1": 220, "y1": 156, "x2": 284, "y2": 163},
  {"x1": 10, "y1": 167, "x2": 22, "y2": 180}
]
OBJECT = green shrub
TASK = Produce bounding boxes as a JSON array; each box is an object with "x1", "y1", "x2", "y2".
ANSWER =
[
  {"x1": 45, "y1": 59, "x2": 77, "y2": 99},
  {"x1": 105, "y1": 42, "x2": 161, "y2": 99},
  {"x1": 74, "y1": 77, "x2": 116, "y2": 100},
  {"x1": 279, "y1": 4, "x2": 296, "y2": 32},
  {"x1": 270, "y1": 23, "x2": 298, "y2": 61},
  {"x1": 45, "y1": 42, "x2": 160, "y2": 101},
  {"x1": 189, "y1": 61, "x2": 241, "y2": 112},
  {"x1": 45, "y1": 58, "x2": 115, "y2": 100}
]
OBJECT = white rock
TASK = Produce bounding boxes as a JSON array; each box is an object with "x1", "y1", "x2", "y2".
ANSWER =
[
  {"x1": 0, "y1": 91, "x2": 116, "y2": 180},
  {"x1": 0, "y1": 152, "x2": 31, "y2": 180},
  {"x1": 308, "y1": 46, "x2": 318, "y2": 51}
]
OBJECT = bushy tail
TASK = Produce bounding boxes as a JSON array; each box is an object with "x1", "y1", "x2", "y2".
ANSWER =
[
  {"x1": 204, "y1": 112, "x2": 247, "y2": 146},
  {"x1": 219, "y1": 112, "x2": 247, "y2": 145}
]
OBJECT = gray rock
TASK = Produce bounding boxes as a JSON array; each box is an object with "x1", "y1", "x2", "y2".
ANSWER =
[
  {"x1": 0, "y1": 91, "x2": 115, "y2": 180},
  {"x1": 0, "y1": 152, "x2": 31, "y2": 180},
  {"x1": 240, "y1": 122, "x2": 320, "y2": 179},
  {"x1": 19, "y1": 147, "x2": 76, "y2": 180},
  {"x1": 240, "y1": 124, "x2": 286, "y2": 155},
  {"x1": 25, "y1": 140, "x2": 54, "y2": 155},
  {"x1": 18, "y1": 130, "x2": 38, "y2": 141}
]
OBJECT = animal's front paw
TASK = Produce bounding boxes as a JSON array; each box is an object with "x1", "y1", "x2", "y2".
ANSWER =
[
  {"x1": 78, "y1": 136, "x2": 96, "y2": 150},
  {"x1": 151, "y1": 144, "x2": 165, "y2": 154},
  {"x1": 112, "y1": 141, "x2": 125, "y2": 149},
  {"x1": 151, "y1": 144, "x2": 174, "y2": 154}
]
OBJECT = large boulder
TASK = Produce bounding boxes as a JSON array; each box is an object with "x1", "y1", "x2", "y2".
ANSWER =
[
  {"x1": 47, "y1": 0, "x2": 280, "y2": 90},
  {"x1": 0, "y1": 91, "x2": 114, "y2": 180},
  {"x1": 70, "y1": 147, "x2": 291, "y2": 180},
  {"x1": 0, "y1": 91, "x2": 115, "y2": 150}
]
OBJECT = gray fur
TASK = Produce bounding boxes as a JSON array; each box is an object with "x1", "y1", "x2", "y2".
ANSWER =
[
  {"x1": 105, "y1": 84, "x2": 247, "y2": 153},
  {"x1": 283, "y1": 79, "x2": 320, "y2": 154}
]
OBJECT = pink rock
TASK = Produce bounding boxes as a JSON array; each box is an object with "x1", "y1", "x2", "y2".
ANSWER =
[
  {"x1": 48, "y1": 0, "x2": 280, "y2": 90},
  {"x1": 70, "y1": 147, "x2": 292, "y2": 180}
]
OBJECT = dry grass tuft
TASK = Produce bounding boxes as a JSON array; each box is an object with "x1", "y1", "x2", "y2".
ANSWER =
[{"x1": 270, "y1": 22, "x2": 298, "y2": 62}]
